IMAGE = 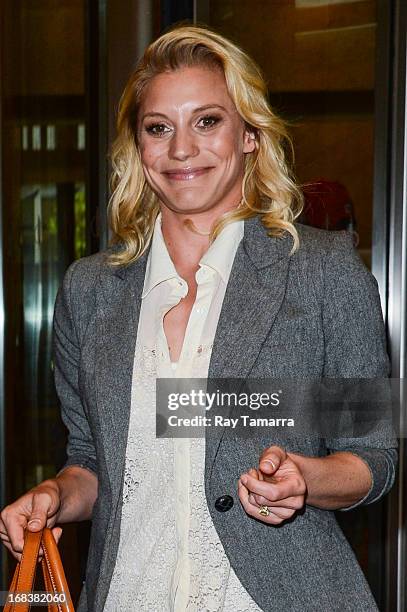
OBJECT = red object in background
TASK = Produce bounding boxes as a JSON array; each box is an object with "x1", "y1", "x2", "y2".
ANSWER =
[{"x1": 300, "y1": 180, "x2": 358, "y2": 244}]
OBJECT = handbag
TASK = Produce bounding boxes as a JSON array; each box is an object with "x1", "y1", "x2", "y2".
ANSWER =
[{"x1": 4, "y1": 527, "x2": 75, "y2": 611}]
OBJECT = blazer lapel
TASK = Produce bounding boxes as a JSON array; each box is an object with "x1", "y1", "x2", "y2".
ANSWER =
[
  {"x1": 205, "y1": 216, "x2": 293, "y2": 476},
  {"x1": 94, "y1": 249, "x2": 148, "y2": 494}
]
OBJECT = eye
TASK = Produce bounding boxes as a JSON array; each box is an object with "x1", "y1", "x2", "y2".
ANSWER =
[
  {"x1": 145, "y1": 123, "x2": 171, "y2": 137},
  {"x1": 196, "y1": 115, "x2": 221, "y2": 130}
]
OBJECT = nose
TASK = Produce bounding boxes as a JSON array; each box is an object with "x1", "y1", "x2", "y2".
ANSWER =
[{"x1": 168, "y1": 127, "x2": 199, "y2": 161}]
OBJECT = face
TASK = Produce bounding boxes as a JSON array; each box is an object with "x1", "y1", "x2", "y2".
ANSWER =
[{"x1": 136, "y1": 65, "x2": 256, "y2": 218}]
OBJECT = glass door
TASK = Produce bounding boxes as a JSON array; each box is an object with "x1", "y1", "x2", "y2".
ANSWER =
[{"x1": 0, "y1": 0, "x2": 96, "y2": 601}]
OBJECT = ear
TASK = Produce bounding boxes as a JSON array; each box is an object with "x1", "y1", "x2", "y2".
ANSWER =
[{"x1": 243, "y1": 129, "x2": 256, "y2": 154}]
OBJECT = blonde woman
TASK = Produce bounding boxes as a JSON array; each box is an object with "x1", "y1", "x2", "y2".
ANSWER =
[{"x1": 0, "y1": 25, "x2": 397, "y2": 612}]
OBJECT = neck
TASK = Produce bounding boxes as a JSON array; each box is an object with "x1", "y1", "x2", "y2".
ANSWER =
[{"x1": 159, "y1": 203, "x2": 238, "y2": 271}]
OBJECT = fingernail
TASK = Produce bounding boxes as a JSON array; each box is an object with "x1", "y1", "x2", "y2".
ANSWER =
[
  {"x1": 28, "y1": 520, "x2": 40, "y2": 527},
  {"x1": 241, "y1": 476, "x2": 248, "y2": 485}
]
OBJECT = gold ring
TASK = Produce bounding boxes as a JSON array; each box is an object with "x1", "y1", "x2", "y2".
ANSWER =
[{"x1": 258, "y1": 505, "x2": 270, "y2": 517}]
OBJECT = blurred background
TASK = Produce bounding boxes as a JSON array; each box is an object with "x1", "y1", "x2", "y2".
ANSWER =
[{"x1": 0, "y1": 1, "x2": 406, "y2": 610}]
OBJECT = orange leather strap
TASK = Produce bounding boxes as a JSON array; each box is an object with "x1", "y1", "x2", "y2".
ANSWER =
[{"x1": 4, "y1": 528, "x2": 75, "y2": 612}]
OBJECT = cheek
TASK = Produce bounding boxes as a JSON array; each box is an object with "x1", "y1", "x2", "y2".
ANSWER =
[
  {"x1": 138, "y1": 140, "x2": 167, "y2": 170},
  {"x1": 209, "y1": 129, "x2": 245, "y2": 165}
]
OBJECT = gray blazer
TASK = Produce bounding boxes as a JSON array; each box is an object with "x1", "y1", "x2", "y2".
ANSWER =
[{"x1": 52, "y1": 216, "x2": 397, "y2": 612}]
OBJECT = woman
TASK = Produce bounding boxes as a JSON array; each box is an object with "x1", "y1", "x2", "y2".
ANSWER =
[{"x1": 0, "y1": 25, "x2": 397, "y2": 612}]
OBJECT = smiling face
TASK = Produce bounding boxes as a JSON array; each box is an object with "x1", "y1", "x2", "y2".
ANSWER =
[{"x1": 136, "y1": 65, "x2": 255, "y2": 220}]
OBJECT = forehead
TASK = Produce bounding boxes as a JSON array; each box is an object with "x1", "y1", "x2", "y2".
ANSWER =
[{"x1": 139, "y1": 65, "x2": 237, "y2": 114}]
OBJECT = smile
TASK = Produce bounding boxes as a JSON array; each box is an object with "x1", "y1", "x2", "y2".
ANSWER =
[{"x1": 162, "y1": 167, "x2": 214, "y2": 181}]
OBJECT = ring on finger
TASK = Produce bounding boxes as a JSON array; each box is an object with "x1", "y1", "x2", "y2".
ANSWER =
[{"x1": 258, "y1": 505, "x2": 271, "y2": 517}]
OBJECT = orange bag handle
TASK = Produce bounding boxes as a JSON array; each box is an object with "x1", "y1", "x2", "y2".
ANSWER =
[{"x1": 4, "y1": 528, "x2": 75, "y2": 612}]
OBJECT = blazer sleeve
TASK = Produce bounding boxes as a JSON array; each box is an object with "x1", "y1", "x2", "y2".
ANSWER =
[
  {"x1": 52, "y1": 259, "x2": 98, "y2": 476},
  {"x1": 321, "y1": 231, "x2": 398, "y2": 510}
]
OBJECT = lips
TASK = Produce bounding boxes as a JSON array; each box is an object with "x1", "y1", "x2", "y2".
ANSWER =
[{"x1": 162, "y1": 167, "x2": 213, "y2": 181}]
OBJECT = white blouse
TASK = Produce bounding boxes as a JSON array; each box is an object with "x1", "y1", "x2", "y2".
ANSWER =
[{"x1": 104, "y1": 215, "x2": 262, "y2": 612}]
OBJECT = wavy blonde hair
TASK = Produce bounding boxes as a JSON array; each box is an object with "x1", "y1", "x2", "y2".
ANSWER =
[{"x1": 107, "y1": 24, "x2": 303, "y2": 266}]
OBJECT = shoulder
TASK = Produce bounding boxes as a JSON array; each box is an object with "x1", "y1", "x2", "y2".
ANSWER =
[
  {"x1": 61, "y1": 244, "x2": 122, "y2": 294},
  {"x1": 283, "y1": 224, "x2": 383, "y2": 320},
  {"x1": 294, "y1": 223, "x2": 356, "y2": 261},
  {"x1": 292, "y1": 222, "x2": 370, "y2": 280},
  {"x1": 292, "y1": 225, "x2": 383, "y2": 320},
  {"x1": 55, "y1": 246, "x2": 126, "y2": 330}
]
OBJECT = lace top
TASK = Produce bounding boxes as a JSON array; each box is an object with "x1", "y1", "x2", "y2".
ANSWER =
[{"x1": 104, "y1": 217, "x2": 262, "y2": 611}]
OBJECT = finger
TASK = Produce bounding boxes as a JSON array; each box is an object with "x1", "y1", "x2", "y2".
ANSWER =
[
  {"x1": 0, "y1": 518, "x2": 12, "y2": 546},
  {"x1": 248, "y1": 492, "x2": 260, "y2": 507},
  {"x1": 238, "y1": 480, "x2": 286, "y2": 525},
  {"x1": 240, "y1": 473, "x2": 304, "y2": 501},
  {"x1": 2, "y1": 512, "x2": 28, "y2": 554},
  {"x1": 51, "y1": 526, "x2": 63, "y2": 545},
  {"x1": 2, "y1": 540, "x2": 22, "y2": 562},
  {"x1": 238, "y1": 479, "x2": 254, "y2": 510},
  {"x1": 252, "y1": 494, "x2": 304, "y2": 510},
  {"x1": 240, "y1": 469, "x2": 261, "y2": 500},
  {"x1": 27, "y1": 492, "x2": 56, "y2": 532},
  {"x1": 14, "y1": 552, "x2": 23, "y2": 562},
  {"x1": 0, "y1": 517, "x2": 9, "y2": 539},
  {"x1": 261, "y1": 506, "x2": 296, "y2": 520},
  {"x1": 259, "y1": 446, "x2": 287, "y2": 475},
  {"x1": 0, "y1": 530, "x2": 11, "y2": 544},
  {"x1": 240, "y1": 467, "x2": 259, "y2": 481}
]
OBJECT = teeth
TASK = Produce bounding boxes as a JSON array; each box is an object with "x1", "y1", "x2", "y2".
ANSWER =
[{"x1": 166, "y1": 169, "x2": 206, "y2": 179}]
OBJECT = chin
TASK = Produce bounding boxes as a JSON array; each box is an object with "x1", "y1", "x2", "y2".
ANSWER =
[
  {"x1": 161, "y1": 194, "x2": 214, "y2": 214},
  {"x1": 167, "y1": 202, "x2": 211, "y2": 215}
]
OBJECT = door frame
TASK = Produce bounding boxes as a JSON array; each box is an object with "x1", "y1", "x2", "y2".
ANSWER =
[{"x1": 372, "y1": 1, "x2": 407, "y2": 611}]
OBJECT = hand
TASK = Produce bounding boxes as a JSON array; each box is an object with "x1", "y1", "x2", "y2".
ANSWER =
[
  {"x1": 238, "y1": 445, "x2": 306, "y2": 525},
  {"x1": 0, "y1": 479, "x2": 63, "y2": 561}
]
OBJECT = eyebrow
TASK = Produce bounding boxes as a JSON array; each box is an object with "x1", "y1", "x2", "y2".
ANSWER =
[{"x1": 141, "y1": 104, "x2": 228, "y2": 121}]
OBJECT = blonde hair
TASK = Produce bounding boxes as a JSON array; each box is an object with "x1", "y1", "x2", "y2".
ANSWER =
[{"x1": 107, "y1": 24, "x2": 303, "y2": 266}]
